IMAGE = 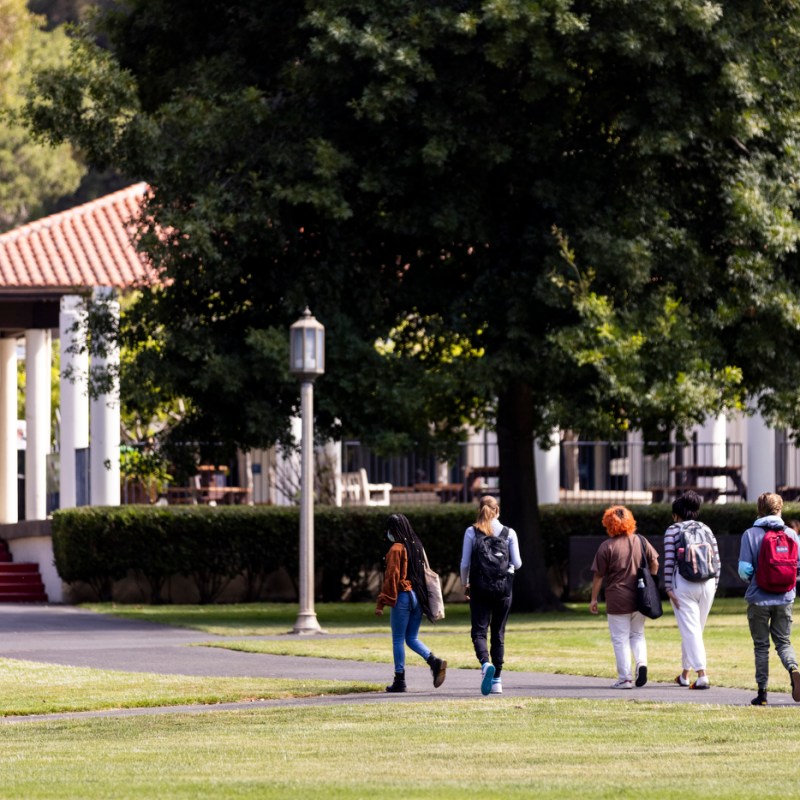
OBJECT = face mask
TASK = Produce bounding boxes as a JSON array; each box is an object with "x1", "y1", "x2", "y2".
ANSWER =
[{"x1": 386, "y1": 532, "x2": 395, "y2": 543}]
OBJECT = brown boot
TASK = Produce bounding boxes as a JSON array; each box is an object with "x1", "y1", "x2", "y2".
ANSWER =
[{"x1": 426, "y1": 654, "x2": 447, "y2": 688}]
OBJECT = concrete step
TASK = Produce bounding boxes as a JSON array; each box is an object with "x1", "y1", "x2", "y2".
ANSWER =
[
  {"x1": 0, "y1": 577, "x2": 45, "y2": 588},
  {"x1": 0, "y1": 573, "x2": 46, "y2": 585},
  {"x1": 0, "y1": 593, "x2": 48, "y2": 603},
  {"x1": 0, "y1": 541, "x2": 48, "y2": 601},
  {"x1": 0, "y1": 563, "x2": 43, "y2": 574}
]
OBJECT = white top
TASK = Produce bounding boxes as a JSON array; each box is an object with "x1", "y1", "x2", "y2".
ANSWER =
[{"x1": 460, "y1": 517, "x2": 522, "y2": 586}]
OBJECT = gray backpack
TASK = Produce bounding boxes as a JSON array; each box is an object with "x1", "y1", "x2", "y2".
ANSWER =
[{"x1": 676, "y1": 521, "x2": 719, "y2": 583}]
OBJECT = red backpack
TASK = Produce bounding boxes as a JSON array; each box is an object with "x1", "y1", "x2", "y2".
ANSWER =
[{"x1": 754, "y1": 526, "x2": 799, "y2": 594}]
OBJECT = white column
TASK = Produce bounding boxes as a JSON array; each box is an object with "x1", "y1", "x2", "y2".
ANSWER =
[
  {"x1": 25, "y1": 328, "x2": 51, "y2": 521},
  {"x1": 746, "y1": 411, "x2": 776, "y2": 501},
  {"x1": 89, "y1": 288, "x2": 121, "y2": 506},
  {"x1": 699, "y1": 414, "x2": 727, "y2": 503},
  {"x1": 0, "y1": 338, "x2": 17, "y2": 524},
  {"x1": 326, "y1": 439, "x2": 343, "y2": 507},
  {"x1": 59, "y1": 296, "x2": 90, "y2": 509},
  {"x1": 275, "y1": 417, "x2": 302, "y2": 506},
  {"x1": 626, "y1": 430, "x2": 644, "y2": 491},
  {"x1": 535, "y1": 439, "x2": 561, "y2": 504}
]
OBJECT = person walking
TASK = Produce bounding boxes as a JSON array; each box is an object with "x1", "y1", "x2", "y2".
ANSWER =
[
  {"x1": 738, "y1": 492, "x2": 800, "y2": 706},
  {"x1": 460, "y1": 495, "x2": 522, "y2": 695},
  {"x1": 375, "y1": 513, "x2": 447, "y2": 693},
  {"x1": 590, "y1": 505, "x2": 659, "y2": 689},
  {"x1": 663, "y1": 491, "x2": 720, "y2": 689}
]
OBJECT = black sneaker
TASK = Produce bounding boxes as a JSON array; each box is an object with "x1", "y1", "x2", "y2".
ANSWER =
[
  {"x1": 751, "y1": 689, "x2": 768, "y2": 706},
  {"x1": 635, "y1": 665, "x2": 648, "y2": 687},
  {"x1": 790, "y1": 667, "x2": 800, "y2": 702}
]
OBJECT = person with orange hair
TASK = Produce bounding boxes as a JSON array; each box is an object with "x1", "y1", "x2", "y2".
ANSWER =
[{"x1": 590, "y1": 505, "x2": 659, "y2": 689}]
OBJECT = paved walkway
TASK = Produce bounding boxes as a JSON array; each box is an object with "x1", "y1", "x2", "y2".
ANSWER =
[{"x1": 0, "y1": 604, "x2": 794, "y2": 723}]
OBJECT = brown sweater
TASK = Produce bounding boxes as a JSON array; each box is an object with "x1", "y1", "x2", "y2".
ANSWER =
[
  {"x1": 591, "y1": 534, "x2": 659, "y2": 614},
  {"x1": 376, "y1": 543, "x2": 413, "y2": 611}
]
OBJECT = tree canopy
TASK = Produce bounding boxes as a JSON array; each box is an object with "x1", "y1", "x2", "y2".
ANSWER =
[
  {"x1": 0, "y1": 0, "x2": 83, "y2": 230},
  {"x1": 24, "y1": 0, "x2": 800, "y2": 607}
]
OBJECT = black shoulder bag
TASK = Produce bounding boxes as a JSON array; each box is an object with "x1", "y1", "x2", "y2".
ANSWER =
[{"x1": 634, "y1": 534, "x2": 663, "y2": 620}]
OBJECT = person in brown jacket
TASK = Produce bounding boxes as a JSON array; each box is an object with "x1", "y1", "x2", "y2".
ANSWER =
[
  {"x1": 590, "y1": 505, "x2": 659, "y2": 689},
  {"x1": 375, "y1": 513, "x2": 447, "y2": 693}
]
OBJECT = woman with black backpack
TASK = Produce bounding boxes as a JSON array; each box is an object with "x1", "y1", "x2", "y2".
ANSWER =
[{"x1": 460, "y1": 495, "x2": 522, "y2": 696}]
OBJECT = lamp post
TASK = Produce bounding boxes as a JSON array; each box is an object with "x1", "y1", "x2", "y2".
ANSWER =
[{"x1": 289, "y1": 308, "x2": 325, "y2": 634}]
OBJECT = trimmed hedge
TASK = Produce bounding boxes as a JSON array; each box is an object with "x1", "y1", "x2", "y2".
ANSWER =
[{"x1": 51, "y1": 502, "x2": 800, "y2": 603}]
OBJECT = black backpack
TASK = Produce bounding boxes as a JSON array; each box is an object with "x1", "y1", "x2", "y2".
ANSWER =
[{"x1": 470, "y1": 526, "x2": 510, "y2": 595}]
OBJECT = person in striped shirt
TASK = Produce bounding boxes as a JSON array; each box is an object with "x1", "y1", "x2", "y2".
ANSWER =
[{"x1": 663, "y1": 491, "x2": 720, "y2": 689}]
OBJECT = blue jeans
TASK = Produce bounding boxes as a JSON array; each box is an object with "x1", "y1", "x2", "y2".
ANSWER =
[{"x1": 390, "y1": 590, "x2": 431, "y2": 671}]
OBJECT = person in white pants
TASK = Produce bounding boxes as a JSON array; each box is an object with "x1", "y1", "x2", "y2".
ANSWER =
[
  {"x1": 590, "y1": 505, "x2": 660, "y2": 689},
  {"x1": 606, "y1": 611, "x2": 647, "y2": 687},
  {"x1": 664, "y1": 491, "x2": 720, "y2": 689}
]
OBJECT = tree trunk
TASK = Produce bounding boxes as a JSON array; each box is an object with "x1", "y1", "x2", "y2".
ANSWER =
[{"x1": 496, "y1": 381, "x2": 562, "y2": 611}]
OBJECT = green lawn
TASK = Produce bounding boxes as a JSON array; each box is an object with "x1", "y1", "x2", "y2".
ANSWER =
[
  {"x1": 1, "y1": 599, "x2": 797, "y2": 798},
  {"x1": 0, "y1": 657, "x2": 379, "y2": 716},
  {"x1": 89, "y1": 597, "x2": 779, "y2": 692},
  {"x1": 4, "y1": 699, "x2": 800, "y2": 799}
]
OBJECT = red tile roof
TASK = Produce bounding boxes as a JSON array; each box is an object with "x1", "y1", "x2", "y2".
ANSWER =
[{"x1": 0, "y1": 183, "x2": 155, "y2": 292}]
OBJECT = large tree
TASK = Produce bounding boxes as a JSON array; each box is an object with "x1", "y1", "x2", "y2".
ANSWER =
[
  {"x1": 25, "y1": 0, "x2": 800, "y2": 608},
  {"x1": 0, "y1": 0, "x2": 83, "y2": 230}
]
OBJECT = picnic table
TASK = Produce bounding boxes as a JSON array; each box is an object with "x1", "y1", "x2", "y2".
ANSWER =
[{"x1": 663, "y1": 464, "x2": 747, "y2": 502}]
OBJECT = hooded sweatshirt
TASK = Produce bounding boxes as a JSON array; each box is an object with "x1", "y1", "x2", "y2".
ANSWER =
[{"x1": 738, "y1": 514, "x2": 800, "y2": 605}]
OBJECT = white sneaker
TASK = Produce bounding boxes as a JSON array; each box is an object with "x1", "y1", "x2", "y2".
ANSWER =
[
  {"x1": 490, "y1": 678, "x2": 502, "y2": 694},
  {"x1": 612, "y1": 679, "x2": 633, "y2": 689}
]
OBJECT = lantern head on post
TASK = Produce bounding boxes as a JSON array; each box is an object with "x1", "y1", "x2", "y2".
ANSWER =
[{"x1": 289, "y1": 308, "x2": 325, "y2": 380}]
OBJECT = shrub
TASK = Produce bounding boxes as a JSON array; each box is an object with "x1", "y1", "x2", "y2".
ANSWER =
[{"x1": 52, "y1": 502, "x2": 796, "y2": 603}]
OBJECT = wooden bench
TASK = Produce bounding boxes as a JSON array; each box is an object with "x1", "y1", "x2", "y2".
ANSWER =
[
  {"x1": 464, "y1": 466, "x2": 500, "y2": 500},
  {"x1": 341, "y1": 469, "x2": 392, "y2": 506}
]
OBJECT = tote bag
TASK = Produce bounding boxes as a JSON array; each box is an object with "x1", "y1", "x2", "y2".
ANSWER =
[
  {"x1": 422, "y1": 550, "x2": 445, "y2": 621},
  {"x1": 635, "y1": 535, "x2": 663, "y2": 620}
]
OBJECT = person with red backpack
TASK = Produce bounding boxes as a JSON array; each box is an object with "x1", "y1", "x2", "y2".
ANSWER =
[{"x1": 738, "y1": 492, "x2": 800, "y2": 705}]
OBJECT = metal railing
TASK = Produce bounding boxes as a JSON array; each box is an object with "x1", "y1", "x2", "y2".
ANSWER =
[
  {"x1": 341, "y1": 440, "x2": 499, "y2": 504},
  {"x1": 560, "y1": 440, "x2": 745, "y2": 502},
  {"x1": 342, "y1": 438, "x2": 748, "y2": 504}
]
